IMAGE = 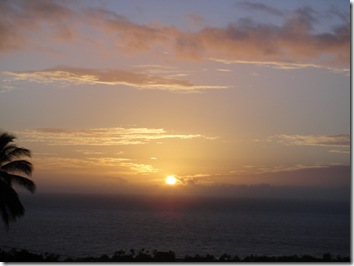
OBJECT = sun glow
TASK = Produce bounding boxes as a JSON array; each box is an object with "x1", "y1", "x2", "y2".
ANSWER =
[{"x1": 165, "y1": 175, "x2": 177, "y2": 185}]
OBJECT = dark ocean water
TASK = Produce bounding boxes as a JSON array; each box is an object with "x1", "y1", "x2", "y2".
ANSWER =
[{"x1": 0, "y1": 194, "x2": 350, "y2": 259}]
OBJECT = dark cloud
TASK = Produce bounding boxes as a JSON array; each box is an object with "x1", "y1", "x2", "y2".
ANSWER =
[
  {"x1": 0, "y1": 0, "x2": 349, "y2": 69},
  {"x1": 289, "y1": 7, "x2": 318, "y2": 31},
  {"x1": 251, "y1": 165, "x2": 350, "y2": 187},
  {"x1": 176, "y1": 176, "x2": 197, "y2": 185},
  {"x1": 180, "y1": 165, "x2": 351, "y2": 201},
  {"x1": 237, "y1": 1, "x2": 284, "y2": 16}
]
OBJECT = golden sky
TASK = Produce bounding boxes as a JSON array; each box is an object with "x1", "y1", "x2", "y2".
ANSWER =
[{"x1": 0, "y1": 0, "x2": 350, "y2": 197}]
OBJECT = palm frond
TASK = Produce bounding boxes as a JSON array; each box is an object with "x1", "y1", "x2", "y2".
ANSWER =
[
  {"x1": 0, "y1": 180, "x2": 25, "y2": 229},
  {"x1": 8, "y1": 147, "x2": 31, "y2": 159},
  {"x1": 0, "y1": 131, "x2": 35, "y2": 229},
  {"x1": 0, "y1": 144, "x2": 16, "y2": 164},
  {"x1": 0, "y1": 145, "x2": 31, "y2": 165},
  {"x1": 0, "y1": 171, "x2": 11, "y2": 185},
  {"x1": 1, "y1": 160, "x2": 33, "y2": 176},
  {"x1": 0, "y1": 202, "x2": 10, "y2": 229},
  {"x1": 3, "y1": 173, "x2": 36, "y2": 193},
  {"x1": 0, "y1": 133, "x2": 16, "y2": 154}
]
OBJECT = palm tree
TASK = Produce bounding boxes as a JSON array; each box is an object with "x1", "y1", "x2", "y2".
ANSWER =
[{"x1": 0, "y1": 132, "x2": 36, "y2": 229}]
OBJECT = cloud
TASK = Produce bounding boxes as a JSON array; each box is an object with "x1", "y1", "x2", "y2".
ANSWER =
[
  {"x1": 230, "y1": 163, "x2": 323, "y2": 176},
  {"x1": 328, "y1": 6, "x2": 349, "y2": 23},
  {"x1": 329, "y1": 149, "x2": 350, "y2": 154},
  {"x1": 84, "y1": 3, "x2": 349, "y2": 69},
  {"x1": 237, "y1": 1, "x2": 284, "y2": 16},
  {"x1": 216, "y1": 68, "x2": 232, "y2": 72},
  {"x1": 188, "y1": 182, "x2": 350, "y2": 201},
  {"x1": 18, "y1": 127, "x2": 216, "y2": 176},
  {"x1": 2, "y1": 67, "x2": 228, "y2": 92},
  {"x1": 17, "y1": 127, "x2": 214, "y2": 146},
  {"x1": 185, "y1": 13, "x2": 205, "y2": 30},
  {"x1": 273, "y1": 134, "x2": 350, "y2": 147},
  {"x1": 251, "y1": 164, "x2": 351, "y2": 187},
  {"x1": 176, "y1": 173, "x2": 214, "y2": 186},
  {"x1": 0, "y1": 0, "x2": 349, "y2": 70},
  {"x1": 32, "y1": 155, "x2": 160, "y2": 175},
  {"x1": 74, "y1": 149, "x2": 106, "y2": 155},
  {"x1": 208, "y1": 57, "x2": 350, "y2": 72},
  {"x1": 198, "y1": 19, "x2": 348, "y2": 69},
  {"x1": 0, "y1": 0, "x2": 77, "y2": 51},
  {"x1": 87, "y1": 157, "x2": 160, "y2": 174},
  {"x1": 214, "y1": 163, "x2": 350, "y2": 188}
]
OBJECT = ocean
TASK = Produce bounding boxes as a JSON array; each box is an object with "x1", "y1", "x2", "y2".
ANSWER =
[{"x1": 0, "y1": 193, "x2": 350, "y2": 259}]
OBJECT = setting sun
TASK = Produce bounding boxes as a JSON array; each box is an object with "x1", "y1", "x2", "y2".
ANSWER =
[
  {"x1": 165, "y1": 175, "x2": 177, "y2": 185},
  {"x1": 0, "y1": 0, "x2": 350, "y2": 261}
]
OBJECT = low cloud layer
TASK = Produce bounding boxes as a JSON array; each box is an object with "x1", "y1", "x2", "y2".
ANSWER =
[{"x1": 0, "y1": 0, "x2": 349, "y2": 69}]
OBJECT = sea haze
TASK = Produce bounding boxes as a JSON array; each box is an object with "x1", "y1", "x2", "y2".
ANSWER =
[{"x1": 0, "y1": 193, "x2": 350, "y2": 259}]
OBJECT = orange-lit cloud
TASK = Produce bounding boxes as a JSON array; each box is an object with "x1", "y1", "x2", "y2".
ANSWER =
[
  {"x1": 87, "y1": 157, "x2": 161, "y2": 174},
  {"x1": 17, "y1": 127, "x2": 215, "y2": 146},
  {"x1": 86, "y1": 5, "x2": 349, "y2": 68},
  {"x1": 32, "y1": 156, "x2": 160, "y2": 176},
  {"x1": 3, "y1": 68, "x2": 228, "y2": 92},
  {"x1": 0, "y1": 0, "x2": 77, "y2": 51},
  {"x1": 0, "y1": 0, "x2": 349, "y2": 69}
]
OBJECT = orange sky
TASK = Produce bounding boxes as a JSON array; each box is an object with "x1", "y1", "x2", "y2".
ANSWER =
[{"x1": 0, "y1": 0, "x2": 350, "y2": 198}]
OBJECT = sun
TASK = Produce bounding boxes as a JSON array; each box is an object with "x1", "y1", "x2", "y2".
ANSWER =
[{"x1": 165, "y1": 175, "x2": 177, "y2": 185}]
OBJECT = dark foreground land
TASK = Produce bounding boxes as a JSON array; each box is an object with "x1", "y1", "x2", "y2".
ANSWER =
[{"x1": 0, "y1": 248, "x2": 350, "y2": 262}]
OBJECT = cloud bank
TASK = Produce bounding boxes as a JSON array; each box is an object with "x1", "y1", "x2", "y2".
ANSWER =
[{"x1": 0, "y1": 0, "x2": 349, "y2": 70}]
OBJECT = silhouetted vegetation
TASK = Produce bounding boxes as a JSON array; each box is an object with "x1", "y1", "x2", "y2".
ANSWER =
[
  {"x1": 0, "y1": 132, "x2": 36, "y2": 229},
  {"x1": 0, "y1": 249, "x2": 59, "y2": 262},
  {"x1": 0, "y1": 248, "x2": 349, "y2": 262}
]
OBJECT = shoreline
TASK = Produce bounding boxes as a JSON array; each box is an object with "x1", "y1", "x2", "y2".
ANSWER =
[{"x1": 0, "y1": 248, "x2": 350, "y2": 262}]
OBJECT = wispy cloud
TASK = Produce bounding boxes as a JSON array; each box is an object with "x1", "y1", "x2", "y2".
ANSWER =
[
  {"x1": 235, "y1": 163, "x2": 340, "y2": 175},
  {"x1": 0, "y1": 0, "x2": 349, "y2": 70},
  {"x1": 209, "y1": 58, "x2": 350, "y2": 74},
  {"x1": 216, "y1": 68, "x2": 232, "y2": 72},
  {"x1": 272, "y1": 134, "x2": 350, "y2": 147},
  {"x1": 87, "y1": 157, "x2": 160, "y2": 174},
  {"x1": 17, "y1": 127, "x2": 215, "y2": 146},
  {"x1": 33, "y1": 156, "x2": 160, "y2": 175},
  {"x1": 329, "y1": 149, "x2": 350, "y2": 154},
  {"x1": 74, "y1": 149, "x2": 106, "y2": 155},
  {"x1": 2, "y1": 67, "x2": 228, "y2": 92}
]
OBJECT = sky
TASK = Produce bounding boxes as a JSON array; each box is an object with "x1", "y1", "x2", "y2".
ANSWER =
[{"x1": 0, "y1": 0, "x2": 350, "y2": 199}]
